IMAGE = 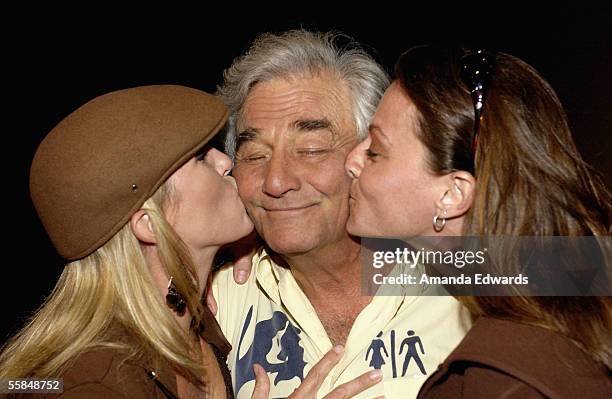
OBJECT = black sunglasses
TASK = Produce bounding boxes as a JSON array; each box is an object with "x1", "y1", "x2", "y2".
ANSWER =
[{"x1": 459, "y1": 49, "x2": 496, "y2": 156}]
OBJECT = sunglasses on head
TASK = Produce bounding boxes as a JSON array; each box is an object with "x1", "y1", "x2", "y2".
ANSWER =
[{"x1": 459, "y1": 49, "x2": 496, "y2": 156}]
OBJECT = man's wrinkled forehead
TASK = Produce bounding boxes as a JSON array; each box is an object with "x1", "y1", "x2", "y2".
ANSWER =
[{"x1": 236, "y1": 74, "x2": 354, "y2": 139}]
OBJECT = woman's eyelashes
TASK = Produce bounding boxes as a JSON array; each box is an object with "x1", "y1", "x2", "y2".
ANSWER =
[{"x1": 366, "y1": 137, "x2": 385, "y2": 160}]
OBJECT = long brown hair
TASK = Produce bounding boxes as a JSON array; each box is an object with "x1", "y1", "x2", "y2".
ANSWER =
[{"x1": 395, "y1": 45, "x2": 612, "y2": 369}]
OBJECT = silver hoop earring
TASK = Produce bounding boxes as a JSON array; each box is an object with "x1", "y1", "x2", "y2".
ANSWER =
[{"x1": 433, "y1": 211, "x2": 447, "y2": 232}]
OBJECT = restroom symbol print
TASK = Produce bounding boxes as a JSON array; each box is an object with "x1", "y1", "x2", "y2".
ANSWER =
[{"x1": 365, "y1": 329, "x2": 427, "y2": 377}]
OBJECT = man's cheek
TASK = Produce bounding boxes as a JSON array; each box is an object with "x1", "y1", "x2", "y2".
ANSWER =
[
  {"x1": 244, "y1": 202, "x2": 259, "y2": 217},
  {"x1": 235, "y1": 178, "x2": 255, "y2": 201},
  {"x1": 309, "y1": 171, "x2": 351, "y2": 195}
]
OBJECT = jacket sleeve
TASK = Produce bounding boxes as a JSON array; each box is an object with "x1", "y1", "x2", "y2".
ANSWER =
[
  {"x1": 420, "y1": 364, "x2": 547, "y2": 399},
  {"x1": 467, "y1": 366, "x2": 547, "y2": 398},
  {"x1": 469, "y1": 366, "x2": 547, "y2": 397}
]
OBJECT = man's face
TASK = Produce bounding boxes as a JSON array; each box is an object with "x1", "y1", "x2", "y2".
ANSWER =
[{"x1": 232, "y1": 73, "x2": 357, "y2": 256}]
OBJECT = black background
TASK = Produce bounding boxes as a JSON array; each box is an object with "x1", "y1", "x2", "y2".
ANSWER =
[{"x1": 4, "y1": 5, "x2": 611, "y2": 343}]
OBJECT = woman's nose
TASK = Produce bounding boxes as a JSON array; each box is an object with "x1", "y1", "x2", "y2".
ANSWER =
[
  {"x1": 345, "y1": 135, "x2": 371, "y2": 179},
  {"x1": 209, "y1": 148, "x2": 233, "y2": 176}
]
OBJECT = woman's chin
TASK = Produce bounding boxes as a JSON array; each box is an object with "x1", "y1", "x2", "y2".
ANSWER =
[
  {"x1": 347, "y1": 217, "x2": 404, "y2": 239},
  {"x1": 346, "y1": 216, "x2": 373, "y2": 238},
  {"x1": 237, "y1": 217, "x2": 255, "y2": 239}
]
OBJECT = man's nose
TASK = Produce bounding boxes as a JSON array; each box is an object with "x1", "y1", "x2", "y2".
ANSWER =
[{"x1": 262, "y1": 152, "x2": 300, "y2": 197}]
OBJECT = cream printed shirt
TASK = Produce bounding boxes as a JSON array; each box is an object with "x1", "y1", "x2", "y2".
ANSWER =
[{"x1": 212, "y1": 248, "x2": 470, "y2": 398}]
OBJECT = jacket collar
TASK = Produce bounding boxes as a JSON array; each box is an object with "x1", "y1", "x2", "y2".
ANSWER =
[{"x1": 430, "y1": 316, "x2": 610, "y2": 398}]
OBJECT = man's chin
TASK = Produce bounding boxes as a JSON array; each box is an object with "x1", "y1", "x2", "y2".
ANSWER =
[
  {"x1": 255, "y1": 229, "x2": 321, "y2": 256},
  {"x1": 265, "y1": 239, "x2": 316, "y2": 257},
  {"x1": 255, "y1": 220, "x2": 332, "y2": 256}
]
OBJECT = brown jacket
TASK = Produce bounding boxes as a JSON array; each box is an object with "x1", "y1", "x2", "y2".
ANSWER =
[
  {"x1": 11, "y1": 307, "x2": 233, "y2": 399},
  {"x1": 418, "y1": 317, "x2": 611, "y2": 398}
]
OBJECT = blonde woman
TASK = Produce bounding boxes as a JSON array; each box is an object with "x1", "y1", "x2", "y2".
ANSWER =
[{"x1": 0, "y1": 85, "x2": 254, "y2": 398}]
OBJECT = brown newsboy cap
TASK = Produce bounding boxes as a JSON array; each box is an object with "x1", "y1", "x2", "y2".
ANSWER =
[{"x1": 30, "y1": 85, "x2": 228, "y2": 261}]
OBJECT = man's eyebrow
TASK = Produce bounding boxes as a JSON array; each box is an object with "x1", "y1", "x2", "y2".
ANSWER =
[
  {"x1": 292, "y1": 118, "x2": 333, "y2": 132},
  {"x1": 236, "y1": 128, "x2": 260, "y2": 147}
]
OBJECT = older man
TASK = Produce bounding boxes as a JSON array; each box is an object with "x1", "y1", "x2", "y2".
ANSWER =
[{"x1": 212, "y1": 30, "x2": 470, "y2": 398}]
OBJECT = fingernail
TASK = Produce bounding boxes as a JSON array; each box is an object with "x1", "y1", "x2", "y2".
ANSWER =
[
  {"x1": 333, "y1": 345, "x2": 344, "y2": 354},
  {"x1": 369, "y1": 370, "x2": 382, "y2": 380},
  {"x1": 236, "y1": 271, "x2": 247, "y2": 283}
]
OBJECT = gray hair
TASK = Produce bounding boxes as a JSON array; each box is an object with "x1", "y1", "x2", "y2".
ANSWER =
[{"x1": 217, "y1": 29, "x2": 390, "y2": 159}]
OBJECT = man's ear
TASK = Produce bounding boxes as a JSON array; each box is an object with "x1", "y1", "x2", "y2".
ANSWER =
[
  {"x1": 435, "y1": 171, "x2": 475, "y2": 218},
  {"x1": 130, "y1": 210, "x2": 157, "y2": 244}
]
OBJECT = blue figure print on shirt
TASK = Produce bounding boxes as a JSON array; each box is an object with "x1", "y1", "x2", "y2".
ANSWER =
[
  {"x1": 234, "y1": 306, "x2": 307, "y2": 395},
  {"x1": 399, "y1": 330, "x2": 427, "y2": 376},
  {"x1": 365, "y1": 331, "x2": 389, "y2": 370}
]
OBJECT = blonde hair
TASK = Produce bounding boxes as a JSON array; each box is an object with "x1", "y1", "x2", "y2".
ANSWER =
[{"x1": 0, "y1": 182, "x2": 207, "y2": 382}]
